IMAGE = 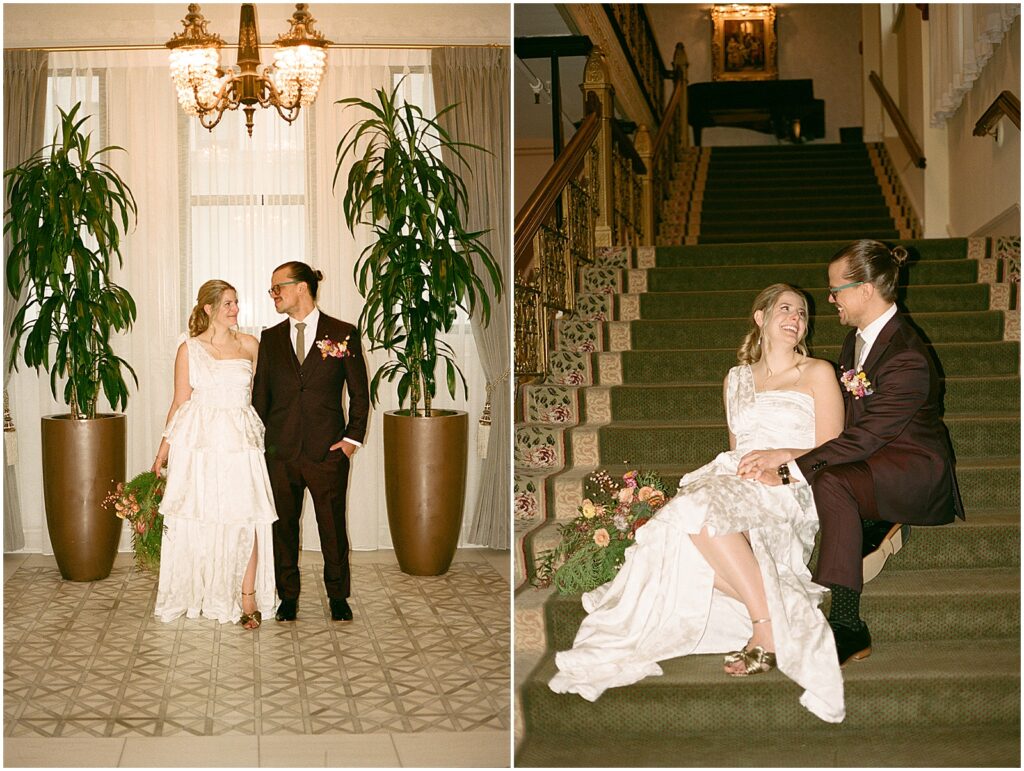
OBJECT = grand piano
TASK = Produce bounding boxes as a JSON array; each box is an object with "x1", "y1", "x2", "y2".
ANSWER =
[{"x1": 688, "y1": 79, "x2": 826, "y2": 145}]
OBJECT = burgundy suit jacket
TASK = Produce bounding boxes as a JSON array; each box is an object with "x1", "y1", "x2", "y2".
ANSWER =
[
  {"x1": 795, "y1": 313, "x2": 965, "y2": 524},
  {"x1": 252, "y1": 312, "x2": 370, "y2": 463}
]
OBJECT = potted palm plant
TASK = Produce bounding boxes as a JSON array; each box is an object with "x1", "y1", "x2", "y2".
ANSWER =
[
  {"x1": 5, "y1": 102, "x2": 138, "y2": 581},
  {"x1": 335, "y1": 81, "x2": 503, "y2": 575}
]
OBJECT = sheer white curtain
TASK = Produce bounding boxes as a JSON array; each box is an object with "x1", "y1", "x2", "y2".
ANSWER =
[
  {"x1": 309, "y1": 49, "x2": 487, "y2": 550},
  {"x1": 10, "y1": 50, "x2": 181, "y2": 553},
  {"x1": 10, "y1": 47, "x2": 488, "y2": 553},
  {"x1": 930, "y1": 4, "x2": 1020, "y2": 127}
]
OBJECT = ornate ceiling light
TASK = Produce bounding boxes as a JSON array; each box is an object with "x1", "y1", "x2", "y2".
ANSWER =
[{"x1": 166, "y1": 3, "x2": 331, "y2": 136}]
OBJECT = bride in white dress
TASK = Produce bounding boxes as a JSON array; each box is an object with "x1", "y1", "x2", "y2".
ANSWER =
[
  {"x1": 549, "y1": 284, "x2": 848, "y2": 722},
  {"x1": 152, "y1": 280, "x2": 278, "y2": 629}
]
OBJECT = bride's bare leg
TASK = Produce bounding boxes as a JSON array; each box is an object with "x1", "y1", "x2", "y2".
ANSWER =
[
  {"x1": 689, "y1": 527, "x2": 774, "y2": 670},
  {"x1": 241, "y1": 535, "x2": 259, "y2": 628}
]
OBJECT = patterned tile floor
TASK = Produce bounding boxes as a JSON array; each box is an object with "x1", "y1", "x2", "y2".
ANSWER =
[{"x1": 4, "y1": 549, "x2": 510, "y2": 767}]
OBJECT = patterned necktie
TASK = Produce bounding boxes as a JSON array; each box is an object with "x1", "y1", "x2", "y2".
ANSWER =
[
  {"x1": 295, "y1": 322, "x2": 306, "y2": 365},
  {"x1": 854, "y1": 332, "x2": 865, "y2": 370}
]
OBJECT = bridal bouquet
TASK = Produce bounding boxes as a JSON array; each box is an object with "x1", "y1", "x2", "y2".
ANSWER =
[
  {"x1": 103, "y1": 470, "x2": 166, "y2": 574},
  {"x1": 535, "y1": 469, "x2": 675, "y2": 595}
]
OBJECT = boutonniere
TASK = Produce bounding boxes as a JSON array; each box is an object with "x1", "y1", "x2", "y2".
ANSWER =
[
  {"x1": 840, "y1": 369, "x2": 874, "y2": 399},
  {"x1": 315, "y1": 334, "x2": 353, "y2": 360}
]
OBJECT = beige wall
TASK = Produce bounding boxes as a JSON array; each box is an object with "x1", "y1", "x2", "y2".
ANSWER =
[
  {"x1": 3, "y1": 4, "x2": 509, "y2": 47},
  {"x1": 647, "y1": 3, "x2": 863, "y2": 145},
  {"x1": 514, "y1": 140, "x2": 553, "y2": 215},
  {"x1": 946, "y1": 15, "x2": 1021, "y2": 236}
]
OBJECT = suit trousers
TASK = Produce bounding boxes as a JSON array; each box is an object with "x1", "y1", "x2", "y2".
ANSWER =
[
  {"x1": 810, "y1": 461, "x2": 884, "y2": 594},
  {"x1": 267, "y1": 452, "x2": 351, "y2": 600}
]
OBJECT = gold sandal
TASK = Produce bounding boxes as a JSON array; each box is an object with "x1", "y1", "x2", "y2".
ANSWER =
[
  {"x1": 723, "y1": 617, "x2": 771, "y2": 665},
  {"x1": 728, "y1": 645, "x2": 777, "y2": 676},
  {"x1": 240, "y1": 590, "x2": 261, "y2": 630}
]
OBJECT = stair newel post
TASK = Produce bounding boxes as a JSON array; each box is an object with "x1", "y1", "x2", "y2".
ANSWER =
[
  {"x1": 582, "y1": 46, "x2": 616, "y2": 248},
  {"x1": 634, "y1": 124, "x2": 655, "y2": 247}
]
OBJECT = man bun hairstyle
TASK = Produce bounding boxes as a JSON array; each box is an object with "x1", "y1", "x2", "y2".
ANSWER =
[
  {"x1": 830, "y1": 239, "x2": 907, "y2": 303},
  {"x1": 188, "y1": 279, "x2": 236, "y2": 337},
  {"x1": 274, "y1": 260, "x2": 323, "y2": 300},
  {"x1": 738, "y1": 283, "x2": 810, "y2": 364}
]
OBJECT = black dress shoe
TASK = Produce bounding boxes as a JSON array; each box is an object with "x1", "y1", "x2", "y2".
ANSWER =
[
  {"x1": 831, "y1": 620, "x2": 872, "y2": 666},
  {"x1": 276, "y1": 598, "x2": 298, "y2": 622},
  {"x1": 330, "y1": 598, "x2": 353, "y2": 622},
  {"x1": 862, "y1": 521, "x2": 911, "y2": 584}
]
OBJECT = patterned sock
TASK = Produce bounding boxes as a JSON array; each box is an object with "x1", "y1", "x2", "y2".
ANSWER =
[{"x1": 829, "y1": 584, "x2": 862, "y2": 629}]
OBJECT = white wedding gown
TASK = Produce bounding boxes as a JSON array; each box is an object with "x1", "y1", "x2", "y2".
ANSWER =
[
  {"x1": 549, "y1": 364, "x2": 845, "y2": 722},
  {"x1": 154, "y1": 336, "x2": 278, "y2": 624}
]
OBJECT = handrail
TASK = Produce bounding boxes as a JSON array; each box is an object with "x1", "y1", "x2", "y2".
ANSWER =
[
  {"x1": 869, "y1": 70, "x2": 926, "y2": 169},
  {"x1": 514, "y1": 91, "x2": 601, "y2": 272},
  {"x1": 611, "y1": 118, "x2": 646, "y2": 174},
  {"x1": 973, "y1": 90, "x2": 1021, "y2": 136},
  {"x1": 652, "y1": 45, "x2": 687, "y2": 159}
]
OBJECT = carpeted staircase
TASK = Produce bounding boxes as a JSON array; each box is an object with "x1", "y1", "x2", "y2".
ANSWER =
[
  {"x1": 660, "y1": 142, "x2": 919, "y2": 245},
  {"x1": 514, "y1": 229, "x2": 1020, "y2": 765}
]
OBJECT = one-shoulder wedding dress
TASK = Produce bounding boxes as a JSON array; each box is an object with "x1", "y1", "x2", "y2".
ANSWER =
[
  {"x1": 549, "y1": 364, "x2": 844, "y2": 722},
  {"x1": 154, "y1": 336, "x2": 278, "y2": 624}
]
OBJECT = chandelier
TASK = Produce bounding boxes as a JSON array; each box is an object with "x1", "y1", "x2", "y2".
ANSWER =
[{"x1": 166, "y1": 3, "x2": 331, "y2": 136}]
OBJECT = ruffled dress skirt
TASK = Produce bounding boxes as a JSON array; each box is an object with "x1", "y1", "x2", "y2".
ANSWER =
[{"x1": 154, "y1": 342, "x2": 278, "y2": 624}]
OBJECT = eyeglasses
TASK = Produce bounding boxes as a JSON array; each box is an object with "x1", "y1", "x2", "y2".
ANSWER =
[
  {"x1": 267, "y1": 280, "x2": 300, "y2": 297},
  {"x1": 828, "y1": 280, "x2": 865, "y2": 300}
]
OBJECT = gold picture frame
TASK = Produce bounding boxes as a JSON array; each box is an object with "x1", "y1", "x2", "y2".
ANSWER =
[{"x1": 711, "y1": 4, "x2": 778, "y2": 81}]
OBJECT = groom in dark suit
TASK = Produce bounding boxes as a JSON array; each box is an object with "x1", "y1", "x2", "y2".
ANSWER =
[
  {"x1": 755, "y1": 240, "x2": 963, "y2": 665},
  {"x1": 253, "y1": 261, "x2": 370, "y2": 623}
]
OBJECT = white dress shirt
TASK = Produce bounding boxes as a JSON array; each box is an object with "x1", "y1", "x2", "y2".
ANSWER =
[{"x1": 854, "y1": 303, "x2": 897, "y2": 370}]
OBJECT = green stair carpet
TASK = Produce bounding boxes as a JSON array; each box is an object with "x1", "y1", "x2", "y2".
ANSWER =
[
  {"x1": 514, "y1": 233, "x2": 1020, "y2": 766},
  {"x1": 692, "y1": 143, "x2": 901, "y2": 244}
]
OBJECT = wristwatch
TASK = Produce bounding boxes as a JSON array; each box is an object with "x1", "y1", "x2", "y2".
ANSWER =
[{"x1": 777, "y1": 463, "x2": 791, "y2": 485}]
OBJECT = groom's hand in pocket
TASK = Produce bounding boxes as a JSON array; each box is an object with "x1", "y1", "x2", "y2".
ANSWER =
[{"x1": 330, "y1": 440, "x2": 357, "y2": 458}]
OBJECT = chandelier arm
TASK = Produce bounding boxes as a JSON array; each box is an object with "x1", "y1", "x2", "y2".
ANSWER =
[
  {"x1": 270, "y1": 100, "x2": 302, "y2": 124},
  {"x1": 188, "y1": 74, "x2": 237, "y2": 116}
]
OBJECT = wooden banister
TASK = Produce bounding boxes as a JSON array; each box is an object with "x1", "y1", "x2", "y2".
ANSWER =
[
  {"x1": 974, "y1": 90, "x2": 1021, "y2": 136},
  {"x1": 514, "y1": 92, "x2": 601, "y2": 272},
  {"x1": 869, "y1": 71, "x2": 926, "y2": 169},
  {"x1": 652, "y1": 43, "x2": 688, "y2": 159}
]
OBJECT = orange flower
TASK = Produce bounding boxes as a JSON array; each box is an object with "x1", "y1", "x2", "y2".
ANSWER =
[{"x1": 593, "y1": 528, "x2": 610, "y2": 548}]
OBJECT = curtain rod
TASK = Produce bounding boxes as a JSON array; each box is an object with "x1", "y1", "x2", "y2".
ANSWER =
[{"x1": 5, "y1": 43, "x2": 508, "y2": 53}]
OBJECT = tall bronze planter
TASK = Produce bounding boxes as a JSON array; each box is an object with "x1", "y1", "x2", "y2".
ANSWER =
[
  {"x1": 383, "y1": 409, "x2": 468, "y2": 576},
  {"x1": 41, "y1": 414, "x2": 126, "y2": 582}
]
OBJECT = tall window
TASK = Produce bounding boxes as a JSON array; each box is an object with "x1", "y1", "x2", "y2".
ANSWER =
[{"x1": 182, "y1": 109, "x2": 309, "y2": 333}]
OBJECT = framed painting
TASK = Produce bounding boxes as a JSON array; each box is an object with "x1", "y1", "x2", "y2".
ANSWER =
[{"x1": 711, "y1": 4, "x2": 778, "y2": 81}]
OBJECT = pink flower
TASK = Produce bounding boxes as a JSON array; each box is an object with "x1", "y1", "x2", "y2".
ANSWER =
[
  {"x1": 637, "y1": 485, "x2": 654, "y2": 501},
  {"x1": 593, "y1": 528, "x2": 610, "y2": 547},
  {"x1": 617, "y1": 487, "x2": 635, "y2": 505},
  {"x1": 135, "y1": 520, "x2": 146, "y2": 534},
  {"x1": 622, "y1": 470, "x2": 639, "y2": 488}
]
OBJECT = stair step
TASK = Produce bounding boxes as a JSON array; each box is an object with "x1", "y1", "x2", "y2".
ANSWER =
[
  {"x1": 543, "y1": 566, "x2": 1019, "y2": 651},
  {"x1": 549, "y1": 460, "x2": 1020, "y2": 513},
  {"x1": 702, "y1": 182, "x2": 885, "y2": 199},
  {"x1": 698, "y1": 218, "x2": 898, "y2": 236},
  {"x1": 520, "y1": 638, "x2": 1019, "y2": 735},
  {"x1": 695, "y1": 192, "x2": 890, "y2": 209},
  {"x1": 623, "y1": 311, "x2": 1004, "y2": 348},
  {"x1": 515, "y1": 723, "x2": 1020, "y2": 767},
  {"x1": 700, "y1": 204, "x2": 894, "y2": 223},
  {"x1": 616, "y1": 342, "x2": 1020, "y2": 383},
  {"x1": 635, "y1": 284, "x2": 992, "y2": 317},
  {"x1": 650, "y1": 239, "x2": 970, "y2": 266},
  {"x1": 642, "y1": 260, "x2": 977, "y2": 291},
  {"x1": 601, "y1": 376, "x2": 1020, "y2": 421},
  {"x1": 695, "y1": 230, "x2": 904, "y2": 244},
  {"x1": 593, "y1": 415, "x2": 1017, "y2": 466}
]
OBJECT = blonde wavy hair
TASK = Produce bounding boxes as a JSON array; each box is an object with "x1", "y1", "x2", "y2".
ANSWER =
[
  {"x1": 737, "y1": 283, "x2": 810, "y2": 364},
  {"x1": 188, "y1": 279, "x2": 237, "y2": 337}
]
